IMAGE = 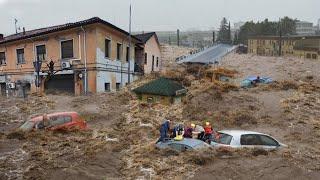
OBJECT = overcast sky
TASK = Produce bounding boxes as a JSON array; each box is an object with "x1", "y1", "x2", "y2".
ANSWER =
[{"x1": 0, "y1": 0, "x2": 319, "y2": 36}]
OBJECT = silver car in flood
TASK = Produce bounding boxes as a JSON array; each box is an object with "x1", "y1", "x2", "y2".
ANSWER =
[
  {"x1": 156, "y1": 138, "x2": 210, "y2": 152},
  {"x1": 211, "y1": 130, "x2": 287, "y2": 150}
]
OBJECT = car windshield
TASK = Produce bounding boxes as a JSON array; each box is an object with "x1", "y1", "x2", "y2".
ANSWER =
[
  {"x1": 216, "y1": 133, "x2": 233, "y2": 145},
  {"x1": 19, "y1": 121, "x2": 35, "y2": 131}
]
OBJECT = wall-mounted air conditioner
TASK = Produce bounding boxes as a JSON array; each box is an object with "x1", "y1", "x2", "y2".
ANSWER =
[
  {"x1": 61, "y1": 61, "x2": 71, "y2": 69},
  {"x1": 8, "y1": 83, "x2": 15, "y2": 89}
]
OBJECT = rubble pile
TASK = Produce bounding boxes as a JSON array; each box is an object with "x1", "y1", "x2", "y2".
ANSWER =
[{"x1": 160, "y1": 44, "x2": 195, "y2": 73}]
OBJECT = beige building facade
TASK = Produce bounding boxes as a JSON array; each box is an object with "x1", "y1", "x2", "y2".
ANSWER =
[{"x1": 0, "y1": 17, "x2": 143, "y2": 96}]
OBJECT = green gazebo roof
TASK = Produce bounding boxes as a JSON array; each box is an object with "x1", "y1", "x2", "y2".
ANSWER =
[{"x1": 133, "y1": 77, "x2": 187, "y2": 96}]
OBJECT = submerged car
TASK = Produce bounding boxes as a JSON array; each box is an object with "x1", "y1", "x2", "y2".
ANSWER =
[
  {"x1": 240, "y1": 76, "x2": 273, "y2": 88},
  {"x1": 156, "y1": 138, "x2": 210, "y2": 151},
  {"x1": 211, "y1": 130, "x2": 287, "y2": 150},
  {"x1": 19, "y1": 112, "x2": 87, "y2": 132}
]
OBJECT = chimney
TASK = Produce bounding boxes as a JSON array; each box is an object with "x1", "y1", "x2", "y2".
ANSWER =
[
  {"x1": 23, "y1": 27, "x2": 26, "y2": 35},
  {"x1": 0, "y1": 34, "x2": 3, "y2": 40}
]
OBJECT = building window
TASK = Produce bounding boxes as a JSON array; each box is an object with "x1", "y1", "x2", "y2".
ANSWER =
[
  {"x1": 306, "y1": 53, "x2": 311, "y2": 59},
  {"x1": 117, "y1": 43, "x2": 122, "y2": 60},
  {"x1": 61, "y1": 40, "x2": 74, "y2": 59},
  {"x1": 16, "y1": 48, "x2": 25, "y2": 64},
  {"x1": 105, "y1": 83, "x2": 110, "y2": 92},
  {"x1": 312, "y1": 54, "x2": 317, "y2": 59},
  {"x1": 0, "y1": 52, "x2": 6, "y2": 65},
  {"x1": 152, "y1": 55, "x2": 155, "y2": 71},
  {"x1": 116, "y1": 83, "x2": 121, "y2": 91},
  {"x1": 156, "y1": 57, "x2": 159, "y2": 67},
  {"x1": 105, "y1": 39, "x2": 111, "y2": 58},
  {"x1": 126, "y1": 46, "x2": 130, "y2": 62},
  {"x1": 36, "y1": 45, "x2": 46, "y2": 61},
  {"x1": 144, "y1": 53, "x2": 147, "y2": 64}
]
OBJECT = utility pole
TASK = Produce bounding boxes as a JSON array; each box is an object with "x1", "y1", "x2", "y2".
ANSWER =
[
  {"x1": 213, "y1": 31, "x2": 215, "y2": 44},
  {"x1": 177, "y1": 29, "x2": 180, "y2": 46},
  {"x1": 279, "y1": 18, "x2": 282, "y2": 57},
  {"x1": 127, "y1": 1, "x2": 132, "y2": 84}
]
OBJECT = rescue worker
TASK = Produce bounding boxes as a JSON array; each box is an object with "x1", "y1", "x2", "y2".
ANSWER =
[
  {"x1": 203, "y1": 122, "x2": 214, "y2": 144},
  {"x1": 203, "y1": 122, "x2": 220, "y2": 144},
  {"x1": 192, "y1": 124, "x2": 205, "y2": 140},
  {"x1": 156, "y1": 119, "x2": 171, "y2": 143},
  {"x1": 184, "y1": 123, "x2": 195, "y2": 138}
]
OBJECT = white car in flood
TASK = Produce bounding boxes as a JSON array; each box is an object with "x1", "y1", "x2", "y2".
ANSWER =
[{"x1": 211, "y1": 130, "x2": 287, "y2": 150}]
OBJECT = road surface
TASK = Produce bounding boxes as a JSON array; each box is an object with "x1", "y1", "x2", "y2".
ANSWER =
[{"x1": 178, "y1": 44, "x2": 236, "y2": 64}]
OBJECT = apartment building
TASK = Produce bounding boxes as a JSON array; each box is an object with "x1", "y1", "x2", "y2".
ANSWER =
[
  {"x1": 296, "y1": 21, "x2": 316, "y2": 35},
  {"x1": 0, "y1": 17, "x2": 144, "y2": 96},
  {"x1": 248, "y1": 35, "x2": 320, "y2": 60}
]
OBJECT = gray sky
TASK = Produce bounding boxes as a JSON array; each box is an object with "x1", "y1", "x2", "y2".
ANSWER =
[{"x1": 0, "y1": 0, "x2": 319, "y2": 36}]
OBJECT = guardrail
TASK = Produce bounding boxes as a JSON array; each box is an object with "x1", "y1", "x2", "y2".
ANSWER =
[{"x1": 175, "y1": 43, "x2": 219, "y2": 63}]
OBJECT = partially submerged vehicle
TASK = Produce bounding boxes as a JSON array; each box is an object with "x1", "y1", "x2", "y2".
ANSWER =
[
  {"x1": 19, "y1": 112, "x2": 87, "y2": 132},
  {"x1": 240, "y1": 76, "x2": 272, "y2": 88},
  {"x1": 211, "y1": 130, "x2": 287, "y2": 150},
  {"x1": 156, "y1": 138, "x2": 210, "y2": 152}
]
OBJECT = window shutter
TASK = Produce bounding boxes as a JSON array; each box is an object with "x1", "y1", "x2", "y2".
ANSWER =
[{"x1": 61, "y1": 40, "x2": 74, "y2": 59}]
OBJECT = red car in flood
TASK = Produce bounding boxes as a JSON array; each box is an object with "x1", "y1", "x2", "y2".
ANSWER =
[{"x1": 19, "y1": 112, "x2": 87, "y2": 132}]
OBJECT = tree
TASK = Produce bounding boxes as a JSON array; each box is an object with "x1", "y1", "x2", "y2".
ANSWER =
[
  {"x1": 217, "y1": 17, "x2": 231, "y2": 44},
  {"x1": 237, "y1": 17, "x2": 298, "y2": 45}
]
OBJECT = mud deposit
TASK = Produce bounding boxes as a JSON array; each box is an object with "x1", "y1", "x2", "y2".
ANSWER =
[{"x1": 1, "y1": 54, "x2": 320, "y2": 179}]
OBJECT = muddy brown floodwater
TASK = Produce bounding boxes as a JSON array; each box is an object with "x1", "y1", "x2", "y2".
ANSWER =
[{"x1": 0, "y1": 54, "x2": 320, "y2": 180}]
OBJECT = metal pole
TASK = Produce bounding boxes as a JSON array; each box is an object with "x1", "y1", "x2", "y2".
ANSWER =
[
  {"x1": 279, "y1": 18, "x2": 282, "y2": 57},
  {"x1": 127, "y1": 1, "x2": 132, "y2": 84}
]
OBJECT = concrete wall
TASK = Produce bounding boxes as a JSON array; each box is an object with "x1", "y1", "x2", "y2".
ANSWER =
[
  {"x1": 94, "y1": 25, "x2": 137, "y2": 92},
  {"x1": 143, "y1": 35, "x2": 161, "y2": 74}
]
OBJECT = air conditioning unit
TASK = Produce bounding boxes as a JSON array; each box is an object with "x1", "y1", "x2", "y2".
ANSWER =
[
  {"x1": 8, "y1": 83, "x2": 15, "y2": 89},
  {"x1": 61, "y1": 61, "x2": 71, "y2": 69}
]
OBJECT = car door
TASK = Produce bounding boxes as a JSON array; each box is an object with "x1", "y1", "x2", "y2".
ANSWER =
[
  {"x1": 240, "y1": 134, "x2": 262, "y2": 149},
  {"x1": 256, "y1": 135, "x2": 280, "y2": 150},
  {"x1": 60, "y1": 115, "x2": 77, "y2": 129},
  {"x1": 50, "y1": 115, "x2": 73, "y2": 130},
  {"x1": 168, "y1": 143, "x2": 192, "y2": 152}
]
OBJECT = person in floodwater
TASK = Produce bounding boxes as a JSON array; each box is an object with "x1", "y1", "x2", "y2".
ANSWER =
[
  {"x1": 172, "y1": 124, "x2": 185, "y2": 139},
  {"x1": 173, "y1": 124, "x2": 185, "y2": 141},
  {"x1": 184, "y1": 123, "x2": 195, "y2": 138},
  {"x1": 156, "y1": 119, "x2": 171, "y2": 143},
  {"x1": 35, "y1": 114, "x2": 50, "y2": 129},
  {"x1": 192, "y1": 124, "x2": 205, "y2": 140}
]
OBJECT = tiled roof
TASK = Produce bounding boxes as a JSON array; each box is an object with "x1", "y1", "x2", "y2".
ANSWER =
[
  {"x1": 134, "y1": 32, "x2": 155, "y2": 43},
  {"x1": 0, "y1": 17, "x2": 141, "y2": 44},
  {"x1": 134, "y1": 32, "x2": 160, "y2": 45},
  {"x1": 133, "y1": 77, "x2": 187, "y2": 96}
]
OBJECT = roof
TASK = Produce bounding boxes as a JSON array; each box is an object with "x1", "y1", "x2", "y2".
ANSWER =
[
  {"x1": 0, "y1": 17, "x2": 141, "y2": 45},
  {"x1": 156, "y1": 138, "x2": 208, "y2": 148},
  {"x1": 218, "y1": 130, "x2": 266, "y2": 136},
  {"x1": 294, "y1": 39, "x2": 320, "y2": 52},
  {"x1": 133, "y1": 77, "x2": 187, "y2": 96},
  {"x1": 30, "y1": 112, "x2": 79, "y2": 122},
  {"x1": 248, "y1": 35, "x2": 320, "y2": 40},
  {"x1": 134, "y1": 32, "x2": 160, "y2": 45}
]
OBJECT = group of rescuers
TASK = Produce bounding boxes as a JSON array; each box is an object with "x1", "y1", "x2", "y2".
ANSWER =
[{"x1": 156, "y1": 119, "x2": 220, "y2": 144}]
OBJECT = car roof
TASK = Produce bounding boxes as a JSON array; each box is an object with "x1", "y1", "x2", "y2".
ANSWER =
[
  {"x1": 30, "y1": 112, "x2": 79, "y2": 122},
  {"x1": 218, "y1": 130, "x2": 267, "y2": 136},
  {"x1": 167, "y1": 138, "x2": 206, "y2": 147}
]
